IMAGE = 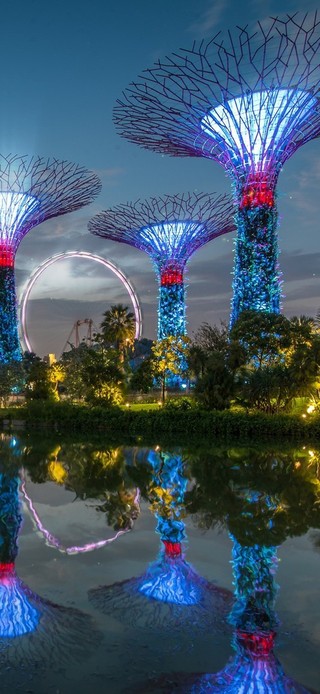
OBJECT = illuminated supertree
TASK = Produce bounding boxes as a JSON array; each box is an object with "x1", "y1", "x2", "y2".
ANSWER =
[
  {"x1": 114, "y1": 13, "x2": 320, "y2": 324},
  {"x1": 0, "y1": 457, "x2": 101, "y2": 685},
  {"x1": 0, "y1": 154, "x2": 101, "y2": 362},
  {"x1": 89, "y1": 192, "x2": 235, "y2": 339},
  {"x1": 89, "y1": 448, "x2": 231, "y2": 632}
]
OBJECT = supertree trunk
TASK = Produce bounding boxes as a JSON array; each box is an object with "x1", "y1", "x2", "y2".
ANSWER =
[
  {"x1": 158, "y1": 269, "x2": 185, "y2": 340},
  {"x1": 230, "y1": 184, "x2": 280, "y2": 326},
  {"x1": 0, "y1": 259, "x2": 21, "y2": 363}
]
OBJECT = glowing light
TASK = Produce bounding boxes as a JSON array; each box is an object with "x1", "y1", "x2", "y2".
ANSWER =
[
  {"x1": 138, "y1": 550, "x2": 202, "y2": 605},
  {"x1": 0, "y1": 568, "x2": 40, "y2": 637},
  {"x1": 236, "y1": 629, "x2": 276, "y2": 656},
  {"x1": 229, "y1": 538, "x2": 279, "y2": 633},
  {"x1": 19, "y1": 251, "x2": 143, "y2": 353},
  {"x1": 0, "y1": 192, "x2": 39, "y2": 248},
  {"x1": 0, "y1": 155, "x2": 101, "y2": 363},
  {"x1": 201, "y1": 89, "x2": 317, "y2": 171},
  {"x1": 158, "y1": 282, "x2": 185, "y2": 339},
  {"x1": 113, "y1": 16, "x2": 320, "y2": 325},
  {"x1": 89, "y1": 193, "x2": 235, "y2": 342},
  {"x1": 141, "y1": 221, "x2": 203, "y2": 261},
  {"x1": 162, "y1": 540, "x2": 182, "y2": 557}
]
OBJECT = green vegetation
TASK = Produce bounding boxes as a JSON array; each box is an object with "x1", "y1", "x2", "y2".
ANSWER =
[{"x1": 2, "y1": 310, "x2": 320, "y2": 439}]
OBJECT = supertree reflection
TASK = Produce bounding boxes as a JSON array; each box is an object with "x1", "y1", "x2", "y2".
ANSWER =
[
  {"x1": 0, "y1": 460, "x2": 101, "y2": 676},
  {"x1": 181, "y1": 537, "x2": 312, "y2": 693},
  {"x1": 89, "y1": 448, "x2": 231, "y2": 632}
]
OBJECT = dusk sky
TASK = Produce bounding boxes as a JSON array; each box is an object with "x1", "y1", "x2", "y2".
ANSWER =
[{"x1": 5, "y1": 0, "x2": 320, "y2": 356}]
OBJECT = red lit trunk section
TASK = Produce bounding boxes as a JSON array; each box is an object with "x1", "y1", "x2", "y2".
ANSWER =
[
  {"x1": 240, "y1": 176, "x2": 275, "y2": 209},
  {"x1": 0, "y1": 244, "x2": 14, "y2": 267},
  {"x1": 163, "y1": 540, "x2": 182, "y2": 557}
]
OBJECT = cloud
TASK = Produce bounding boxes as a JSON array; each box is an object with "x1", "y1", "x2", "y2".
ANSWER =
[{"x1": 188, "y1": 1, "x2": 228, "y2": 35}]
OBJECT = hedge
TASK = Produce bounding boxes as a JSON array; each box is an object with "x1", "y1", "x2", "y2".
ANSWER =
[{"x1": 2, "y1": 401, "x2": 320, "y2": 440}]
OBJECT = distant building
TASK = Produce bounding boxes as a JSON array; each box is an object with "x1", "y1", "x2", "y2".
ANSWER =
[{"x1": 43, "y1": 353, "x2": 56, "y2": 366}]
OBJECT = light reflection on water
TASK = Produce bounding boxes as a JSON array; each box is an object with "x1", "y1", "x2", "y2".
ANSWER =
[{"x1": 0, "y1": 434, "x2": 319, "y2": 693}]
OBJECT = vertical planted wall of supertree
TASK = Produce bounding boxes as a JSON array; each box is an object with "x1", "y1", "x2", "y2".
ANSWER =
[
  {"x1": 114, "y1": 13, "x2": 320, "y2": 325},
  {"x1": 0, "y1": 154, "x2": 101, "y2": 363},
  {"x1": 89, "y1": 192, "x2": 235, "y2": 339}
]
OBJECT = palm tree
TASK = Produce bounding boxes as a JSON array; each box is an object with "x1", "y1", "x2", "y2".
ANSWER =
[{"x1": 99, "y1": 304, "x2": 135, "y2": 361}]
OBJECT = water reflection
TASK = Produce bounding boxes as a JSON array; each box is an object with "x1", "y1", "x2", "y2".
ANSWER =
[
  {"x1": 89, "y1": 447, "x2": 231, "y2": 631},
  {"x1": 1, "y1": 433, "x2": 319, "y2": 691},
  {"x1": 133, "y1": 444, "x2": 320, "y2": 693},
  {"x1": 0, "y1": 435, "x2": 101, "y2": 681},
  {"x1": 174, "y1": 536, "x2": 313, "y2": 693},
  {"x1": 22, "y1": 439, "x2": 140, "y2": 552}
]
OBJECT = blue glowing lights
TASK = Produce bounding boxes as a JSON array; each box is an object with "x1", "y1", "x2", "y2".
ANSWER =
[
  {"x1": 202, "y1": 89, "x2": 317, "y2": 174},
  {"x1": 89, "y1": 193, "x2": 235, "y2": 342},
  {"x1": 0, "y1": 566, "x2": 40, "y2": 637}
]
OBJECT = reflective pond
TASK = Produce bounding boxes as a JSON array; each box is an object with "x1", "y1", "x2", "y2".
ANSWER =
[{"x1": 0, "y1": 433, "x2": 319, "y2": 692}]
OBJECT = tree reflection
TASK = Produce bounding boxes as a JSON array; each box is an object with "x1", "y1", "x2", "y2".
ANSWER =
[{"x1": 23, "y1": 438, "x2": 140, "y2": 540}]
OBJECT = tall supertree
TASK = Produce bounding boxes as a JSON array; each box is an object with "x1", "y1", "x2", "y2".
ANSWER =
[
  {"x1": 0, "y1": 154, "x2": 101, "y2": 363},
  {"x1": 114, "y1": 13, "x2": 320, "y2": 325},
  {"x1": 89, "y1": 192, "x2": 235, "y2": 339}
]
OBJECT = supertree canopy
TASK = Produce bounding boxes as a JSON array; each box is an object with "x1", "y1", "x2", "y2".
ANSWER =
[
  {"x1": 114, "y1": 13, "x2": 320, "y2": 324},
  {"x1": 0, "y1": 154, "x2": 101, "y2": 363},
  {"x1": 89, "y1": 192, "x2": 235, "y2": 339}
]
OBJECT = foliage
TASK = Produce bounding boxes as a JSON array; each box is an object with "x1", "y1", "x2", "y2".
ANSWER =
[
  {"x1": 0, "y1": 361, "x2": 25, "y2": 406},
  {"x1": 96, "y1": 303, "x2": 135, "y2": 361},
  {"x1": 231, "y1": 312, "x2": 320, "y2": 413},
  {"x1": 129, "y1": 356, "x2": 154, "y2": 393},
  {"x1": 185, "y1": 444, "x2": 320, "y2": 546},
  {"x1": 24, "y1": 359, "x2": 57, "y2": 402},
  {"x1": 60, "y1": 344, "x2": 125, "y2": 406},
  {"x1": 194, "y1": 352, "x2": 235, "y2": 410},
  {"x1": 151, "y1": 335, "x2": 191, "y2": 402},
  {"x1": 230, "y1": 311, "x2": 292, "y2": 368},
  {"x1": 192, "y1": 322, "x2": 229, "y2": 354}
]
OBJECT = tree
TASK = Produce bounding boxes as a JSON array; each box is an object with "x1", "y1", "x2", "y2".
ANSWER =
[
  {"x1": 194, "y1": 352, "x2": 235, "y2": 410},
  {"x1": 230, "y1": 311, "x2": 292, "y2": 369},
  {"x1": 61, "y1": 344, "x2": 124, "y2": 406},
  {"x1": 24, "y1": 359, "x2": 56, "y2": 401},
  {"x1": 0, "y1": 362, "x2": 25, "y2": 407},
  {"x1": 192, "y1": 321, "x2": 229, "y2": 354},
  {"x1": 231, "y1": 312, "x2": 320, "y2": 412},
  {"x1": 151, "y1": 336, "x2": 190, "y2": 403},
  {"x1": 129, "y1": 357, "x2": 154, "y2": 393},
  {"x1": 97, "y1": 304, "x2": 135, "y2": 362}
]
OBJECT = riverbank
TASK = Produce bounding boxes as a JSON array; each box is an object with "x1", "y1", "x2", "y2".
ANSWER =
[{"x1": 1, "y1": 401, "x2": 320, "y2": 440}]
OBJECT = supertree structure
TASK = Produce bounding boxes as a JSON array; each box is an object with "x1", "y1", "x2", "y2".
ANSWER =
[
  {"x1": 89, "y1": 447, "x2": 231, "y2": 632},
  {"x1": 89, "y1": 192, "x2": 235, "y2": 339},
  {"x1": 114, "y1": 13, "x2": 320, "y2": 325},
  {"x1": 0, "y1": 154, "x2": 101, "y2": 363}
]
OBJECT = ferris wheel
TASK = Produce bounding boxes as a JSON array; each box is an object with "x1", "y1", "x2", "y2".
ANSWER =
[{"x1": 18, "y1": 251, "x2": 143, "y2": 353}]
